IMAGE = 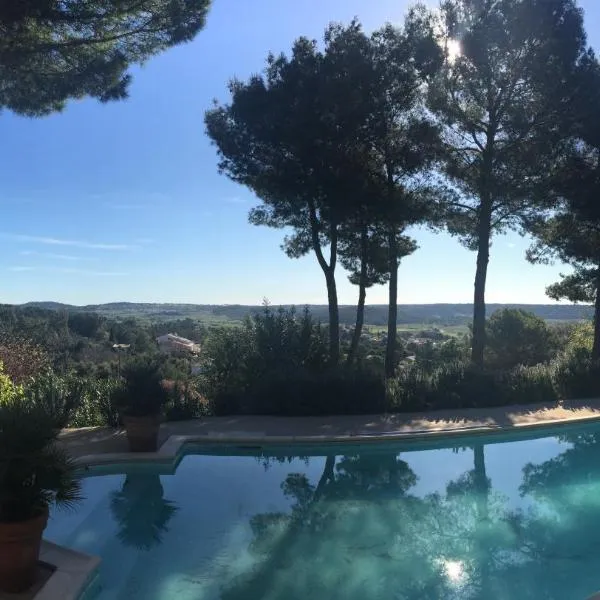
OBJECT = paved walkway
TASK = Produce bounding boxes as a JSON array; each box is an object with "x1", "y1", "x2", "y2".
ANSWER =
[{"x1": 58, "y1": 398, "x2": 600, "y2": 458}]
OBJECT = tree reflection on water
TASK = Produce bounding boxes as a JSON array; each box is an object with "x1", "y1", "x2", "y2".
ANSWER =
[{"x1": 219, "y1": 433, "x2": 600, "y2": 600}]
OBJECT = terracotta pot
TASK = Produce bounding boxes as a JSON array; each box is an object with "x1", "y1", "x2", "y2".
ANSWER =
[
  {"x1": 122, "y1": 414, "x2": 161, "y2": 452},
  {"x1": 0, "y1": 509, "x2": 48, "y2": 593}
]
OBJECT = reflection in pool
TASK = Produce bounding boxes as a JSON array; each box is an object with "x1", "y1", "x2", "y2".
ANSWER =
[{"x1": 46, "y1": 424, "x2": 600, "y2": 599}]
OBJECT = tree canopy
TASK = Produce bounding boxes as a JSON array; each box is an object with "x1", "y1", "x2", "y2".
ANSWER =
[{"x1": 1, "y1": 0, "x2": 212, "y2": 115}]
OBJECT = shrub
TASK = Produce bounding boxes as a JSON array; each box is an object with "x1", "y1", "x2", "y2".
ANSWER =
[
  {"x1": 162, "y1": 380, "x2": 207, "y2": 421},
  {"x1": 23, "y1": 372, "x2": 121, "y2": 428},
  {"x1": 387, "y1": 361, "x2": 558, "y2": 412},
  {"x1": 0, "y1": 362, "x2": 22, "y2": 404},
  {"x1": 563, "y1": 321, "x2": 594, "y2": 354},
  {"x1": 428, "y1": 362, "x2": 503, "y2": 409},
  {"x1": 486, "y1": 308, "x2": 556, "y2": 369},
  {"x1": 235, "y1": 366, "x2": 387, "y2": 416},
  {"x1": 22, "y1": 370, "x2": 82, "y2": 429},
  {"x1": 503, "y1": 363, "x2": 559, "y2": 405},
  {"x1": 387, "y1": 365, "x2": 432, "y2": 412},
  {"x1": 553, "y1": 347, "x2": 600, "y2": 400},
  {"x1": 70, "y1": 377, "x2": 121, "y2": 427},
  {"x1": 201, "y1": 306, "x2": 333, "y2": 415},
  {"x1": 0, "y1": 337, "x2": 50, "y2": 383}
]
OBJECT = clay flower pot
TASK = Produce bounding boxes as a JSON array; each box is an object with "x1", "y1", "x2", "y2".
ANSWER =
[
  {"x1": 122, "y1": 414, "x2": 161, "y2": 452},
  {"x1": 0, "y1": 509, "x2": 49, "y2": 593}
]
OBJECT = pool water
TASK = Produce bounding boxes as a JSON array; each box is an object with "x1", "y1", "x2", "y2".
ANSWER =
[{"x1": 46, "y1": 424, "x2": 600, "y2": 600}]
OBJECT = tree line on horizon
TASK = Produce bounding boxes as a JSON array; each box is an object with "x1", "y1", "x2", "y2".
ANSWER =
[{"x1": 205, "y1": 0, "x2": 600, "y2": 376}]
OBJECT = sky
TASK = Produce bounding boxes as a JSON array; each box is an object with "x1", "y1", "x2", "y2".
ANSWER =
[{"x1": 1, "y1": 0, "x2": 599, "y2": 307}]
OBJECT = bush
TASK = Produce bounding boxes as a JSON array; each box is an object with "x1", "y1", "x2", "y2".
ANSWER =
[
  {"x1": 162, "y1": 380, "x2": 207, "y2": 421},
  {"x1": 486, "y1": 308, "x2": 557, "y2": 369},
  {"x1": 230, "y1": 366, "x2": 387, "y2": 416},
  {"x1": 553, "y1": 347, "x2": 600, "y2": 399},
  {"x1": 23, "y1": 372, "x2": 121, "y2": 428},
  {"x1": 387, "y1": 361, "x2": 559, "y2": 412},
  {"x1": 201, "y1": 306, "x2": 335, "y2": 415},
  {"x1": 23, "y1": 370, "x2": 82, "y2": 428},
  {"x1": 70, "y1": 377, "x2": 121, "y2": 427},
  {"x1": 503, "y1": 363, "x2": 559, "y2": 405},
  {"x1": 0, "y1": 362, "x2": 22, "y2": 404},
  {"x1": 0, "y1": 337, "x2": 50, "y2": 383}
]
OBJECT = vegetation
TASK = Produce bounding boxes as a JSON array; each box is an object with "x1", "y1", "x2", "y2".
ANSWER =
[
  {"x1": 0, "y1": 367, "x2": 81, "y2": 523},
  {"x1": 485, "y1": 309, "x2": 557, "y2": 369},
  {"x1": 113, "y1": 358, "x2": 170, "y2": 418},
  {"x1": 3, "y1": 1, "x2": 600, "y2": 419},
  {"x1": 1, "y1": 0, "x2": 212, "y2": 116}
]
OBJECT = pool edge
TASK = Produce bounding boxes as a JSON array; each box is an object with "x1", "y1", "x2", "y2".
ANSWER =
[{"x1": 72, "y1": 411, "x2": 600, "y2": 470}]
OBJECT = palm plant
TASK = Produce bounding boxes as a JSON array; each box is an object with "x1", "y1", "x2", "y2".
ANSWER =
[
  {"x1": 0, "y1": 393, "x2": 81, "y2": 523},
  {"x1": 0, "y1": 384, "x2": 82, "y2": 592},
  {"x1": 113, "y1": 359, "x2": 169, "y2": 417}
]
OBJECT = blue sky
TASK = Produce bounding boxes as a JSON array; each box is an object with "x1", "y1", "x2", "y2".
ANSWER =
[{"x1": 1, "y1": 0, "x2": 598, "y2": 307}]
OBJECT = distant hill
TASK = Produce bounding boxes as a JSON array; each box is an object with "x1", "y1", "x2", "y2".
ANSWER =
[{"x1": 20, "y1": 301, "x2": 593, "y2": 326}]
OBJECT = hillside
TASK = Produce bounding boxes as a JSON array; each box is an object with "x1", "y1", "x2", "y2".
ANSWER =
[{"x1": 21, "y1": 301, "x2": 593, "y2": 326}]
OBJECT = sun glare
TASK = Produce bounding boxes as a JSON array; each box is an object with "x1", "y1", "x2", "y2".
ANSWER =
[
  {"x1": 447, "y1": 39, "x2": 461, "y2": 63},
  {"x1": 442, "y1": 559, "x2": 465, "y2": 583}
]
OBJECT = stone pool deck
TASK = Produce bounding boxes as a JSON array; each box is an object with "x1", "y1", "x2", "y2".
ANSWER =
[{"x1": 59, "y1": 398, "x2": 600, "y2": 459}]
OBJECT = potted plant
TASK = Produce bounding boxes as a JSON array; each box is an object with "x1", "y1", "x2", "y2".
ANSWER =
[
  {"x1": 114, "y1": 359, "x2": 169, "y2": 452},
  {"x1": 0, "y1": 374, "x2": 81, "y2": 593}
]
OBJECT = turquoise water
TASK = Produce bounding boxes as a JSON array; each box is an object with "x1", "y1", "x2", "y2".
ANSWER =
[{"x1": 46, "y1": 423, "x2": 600, "y2": 600}]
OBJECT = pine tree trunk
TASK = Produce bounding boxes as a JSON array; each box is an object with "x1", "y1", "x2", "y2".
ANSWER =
[
  {"x1": 308, "y1": 201, "x2": 340, "y2": 366},
  {"x1": 592, "y1": 265, "x2": 600, "y2": 360},
  {"x1": 325, "y1": 269, "x2": 340, "y2": 366},
  {"x1": 471, "y1": 202, "x2": 492, "y2": 366},
  {"x1": 385, "y1": 229, "x2": 398, "y2": 378},
  {"x1": 347, "y1": 228, "x2": 369, "y2": 366}
]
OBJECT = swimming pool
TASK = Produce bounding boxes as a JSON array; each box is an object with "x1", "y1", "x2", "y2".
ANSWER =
[{"x1": 46, "y1": 422, "x2": 600, "y2": 600}]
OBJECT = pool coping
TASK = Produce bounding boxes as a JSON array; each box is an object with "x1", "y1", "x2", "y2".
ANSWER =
[
  {"x1": 72, "y1": 410, "x2": 600, "y2": 470},
  {"x1": 19, "y1": 542, "x2": 101, "y2": 600}
]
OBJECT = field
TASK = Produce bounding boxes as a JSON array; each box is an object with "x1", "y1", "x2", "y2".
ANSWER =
[{"x1": 365, "y1": 323, "x2": 470, "y2": 337}]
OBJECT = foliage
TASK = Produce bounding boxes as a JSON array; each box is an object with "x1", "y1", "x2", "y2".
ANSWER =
[
  {"x1": 162, "y1": 379, "x2": 207, "y2": 421},
  {"x1": 388, "y1": 361, "x2": 558, "y2": 412},
  {"x1": 23, "y1": 370, "x2": 83, "y2": 429},
  {"x1": 485, "y1": 309, "x2": 556, "y2": 369},
  {"x1": 412, "y1": 336, "x2": 470, "y2": 370},
  {"x1": 0, "y1": 336, "x2": 50, "y2": 383},
  {"x1": 113, "y1": 358, "x2": 170, "y2": 418},
  {"x1": 553, "y1": 347, "x2": 600, "y2": 400},
  {"x1": 1, "y1": 0, "x2": 212, "y2": 116},
  {"x1": 0, "y1": 362, "x2": 22, "y2": 404},
  {"x1": 199, "y1": 306, "x2": 388, "y2": 416},
  {"x1": 564, "y1": 321, "x2": 594, "y2": 354},
  {"x1": 201, "y1": 306, "x2": 328, "y2": 412},
  {"x1": 503, "y1": 364, "x2": 559, "y2": 406},
  {"x1": 0, "y1": 392, "x2": 82, "y2": 523},
  {"x1": 241, "y1": 366, "x2": 387, "y2": 416},
  {"x1": 69, "y1": 377, "x2": 121, "y2": 428},
  {"x1": 22, "y1": 371, "x2": 121, "y2": 428},
  {"x1": 526, "y1": 54, "x2": 600, "y2": 355}
]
